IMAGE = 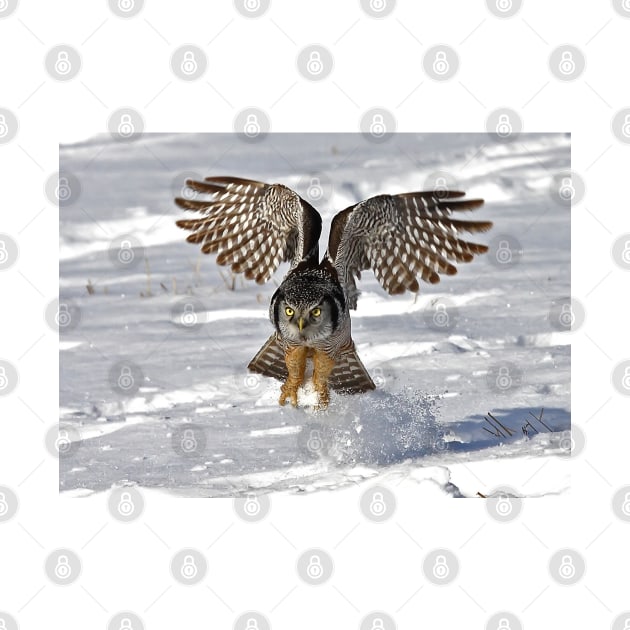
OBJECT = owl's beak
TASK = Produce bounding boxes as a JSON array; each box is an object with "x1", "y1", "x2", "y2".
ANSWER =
[{"x1": 297, "y1": 317, "x2": 305, "y2": 332}]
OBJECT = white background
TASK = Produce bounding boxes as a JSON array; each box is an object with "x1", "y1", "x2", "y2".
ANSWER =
[{"x1": 0, "y1": 1, "x2": 629, "y2": 628}]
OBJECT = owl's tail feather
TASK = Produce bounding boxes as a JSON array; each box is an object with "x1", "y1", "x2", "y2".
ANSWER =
[{"x1": 247, "y1": 336, "x2": 375, "y2": 395}]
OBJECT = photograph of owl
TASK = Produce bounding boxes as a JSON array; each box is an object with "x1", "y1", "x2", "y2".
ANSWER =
[{"x1": 175, "y1": 176, "x2": 493, "y2": 409}]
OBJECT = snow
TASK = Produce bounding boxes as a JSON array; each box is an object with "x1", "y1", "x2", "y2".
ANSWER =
[{"x1": 59, "y1": 132, "x2": 570, "y2": 498}]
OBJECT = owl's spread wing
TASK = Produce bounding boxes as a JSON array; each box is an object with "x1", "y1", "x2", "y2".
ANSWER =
[
  {"x1": 175, "y1": 176, "x2": 322, "y2": 284},
  {"x1": 327, "y1": 191, "x2": 492, "y2": 308}
]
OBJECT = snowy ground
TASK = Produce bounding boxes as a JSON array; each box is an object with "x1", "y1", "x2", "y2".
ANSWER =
[{"x1": 59, "y1": 132, "x2": 571, "y2": 498}]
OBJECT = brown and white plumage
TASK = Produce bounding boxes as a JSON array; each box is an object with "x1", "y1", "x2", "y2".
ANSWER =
[{"x1": 175, "y1": 176, "x2": 492, "y2": 408}]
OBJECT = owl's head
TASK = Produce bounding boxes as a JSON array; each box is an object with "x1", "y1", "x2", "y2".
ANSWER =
[
  {"x1": 274, "y1": 297, "x2": 336, "y2": 343},
  {"x1": 270, "y1": 271, "x2": 344, "y2": 344}
]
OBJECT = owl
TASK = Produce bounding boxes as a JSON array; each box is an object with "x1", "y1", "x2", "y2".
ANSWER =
[{"x1": 175, "y1": 176, "x2": 492, "y2": 409}]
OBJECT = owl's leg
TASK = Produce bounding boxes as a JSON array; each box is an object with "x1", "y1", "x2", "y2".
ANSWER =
[
  {"x1": 279, "y1": 346, "x2": 308, "y2": 407},
  {"x1": 312, "y1": 350, "x2": 335, "y2": 410}
]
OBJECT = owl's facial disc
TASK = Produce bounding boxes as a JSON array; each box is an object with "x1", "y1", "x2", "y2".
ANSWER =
[{"x1": 281, "y1": 300, "x2": 329, "y2": 341}]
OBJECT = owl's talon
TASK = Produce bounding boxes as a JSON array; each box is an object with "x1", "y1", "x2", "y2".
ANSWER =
[{"x1": 279, "y1": 382, "x2": 299, "y2": 407}]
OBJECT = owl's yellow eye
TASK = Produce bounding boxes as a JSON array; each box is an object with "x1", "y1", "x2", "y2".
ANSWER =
[
  {"x1": 285, "y1": 307, "x2": 294, "y2": 317},
  {"x1": 312, "y1": 307, "x2": 321, "y2": 317}
]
